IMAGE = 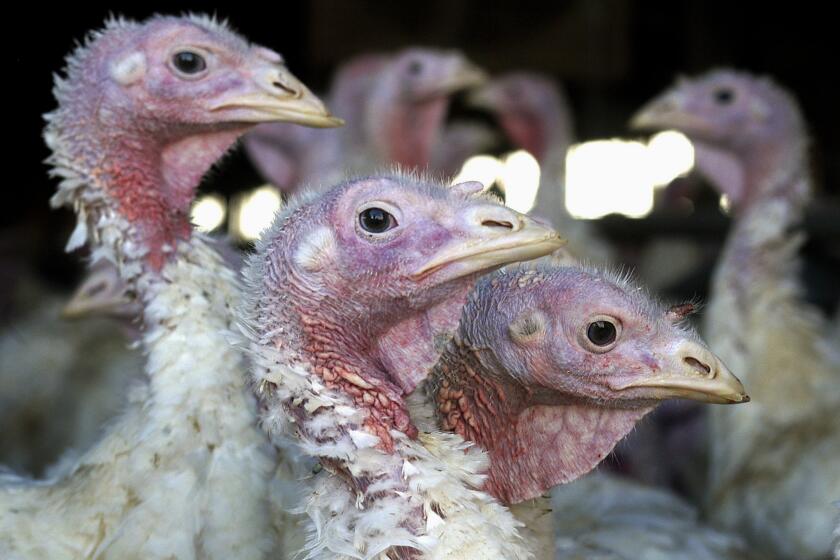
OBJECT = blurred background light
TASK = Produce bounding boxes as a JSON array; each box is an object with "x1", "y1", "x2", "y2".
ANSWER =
[
  {"x1": 565, "y1": 130, "x2": 695, "y2": 219},
  {"x1": 498, "y1": 150, "x2": 541, "y2": 214},
  {"x1": 452, "y1": 131, "x2": 694, "y2": 220},
  {"x1": 565, "y1": 139, "x2": 654, "y2": 219},
  {"x1": 647, "y1": 131, "x2": 695, "y2": 186},
  {"x1": 231, "y1": 185, "x2": 283, "y2": 241},
  {"x1": 190, "y1": 194, "x2": 227, "y2": 233},
  {"x1": 451, "y1": 154, "x2": 504, "y2": 189}
]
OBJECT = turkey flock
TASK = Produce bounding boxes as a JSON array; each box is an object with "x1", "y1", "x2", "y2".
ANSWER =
[{"x1": 0, "y1": 11, "x2": 838, "y2": 560}]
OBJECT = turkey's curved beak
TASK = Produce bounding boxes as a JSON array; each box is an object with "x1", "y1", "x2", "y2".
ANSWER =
[
  {"x1": 630, "y1": 92, "x2": 707, "y2": 134},
  {"x1": 412, "y1": 209, "x2": 564, "y2": 281},
  {"x1": 424, "y1": 57, "x2": 487, "y2": 100},
  {"x1": 613, "y1": 341, "x2": 749, "y2": 404},
  {"x1": 62, "y1": 273, "x2": 136, "y2": 320},
  {"x1": 209, "y1": 65, "x2": 344, "y2": 128}
]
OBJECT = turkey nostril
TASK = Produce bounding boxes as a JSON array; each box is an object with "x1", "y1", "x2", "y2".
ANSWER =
[
  {"x1": 684, "y1": 356, "x2": 712, "y2": 375},
  {"x1": 482, "y1": 220, "x2": 514, "y2": 230},
  {"x1": 273, "y1": 81, "x2": 297, "y2": 95}
]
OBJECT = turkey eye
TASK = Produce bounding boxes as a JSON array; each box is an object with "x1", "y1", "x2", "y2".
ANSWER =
[
  {"x1": 172, "y1": 51, "x2": 206, "y2": 75},
  {"x1": 359, "y1": 207, "x2": 396, "y2": 234},
  {"x1": 587, "y1": 320, "x2": 617, "y2": 347},
  {"x1": 714, "y1": 88, "x2": 734, "y2": 105},
  {"x1": 407, "y1": 60, "x2": 423, "y2": 75}
]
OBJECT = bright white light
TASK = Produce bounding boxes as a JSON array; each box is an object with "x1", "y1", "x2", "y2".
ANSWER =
[
  {"x1": 451, "y1": 155, "x2": 504, "y2": 190},
  {"x1": 564, "y1": 130, "x2": 696, "y2": 219},
  {"x1": 190, "y1": 194, "x2": 226, "y2": 232},
  {"x1": 566, "y1": 140, "x2": 654, "y2": 219},
  {"x1": 235, "y1": 185, "x2": 282, "y2": 240},
  {"x1": 719, "y1": 194, "x2": 732, "y2": 215},
  {"x1": 647, "y1": 131, "x2": 695, "y2": 187},
  {"x1": 498, "y1": 150, "x2": 541, "y2": 213}
]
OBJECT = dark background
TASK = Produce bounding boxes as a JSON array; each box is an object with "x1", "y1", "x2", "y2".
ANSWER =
[{"x1": 4, "y1": 1, "x2": 838, "y2": 316}]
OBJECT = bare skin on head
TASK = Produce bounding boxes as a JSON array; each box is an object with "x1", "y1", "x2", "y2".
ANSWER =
[
  {"x1": 46, "y1": 15, "x2": 341, "y2": 274},
  {"x1": 368, "y1": 48, "x2": 486, "y2": 169},
  {"x1": 631, "y1": 69, "x2": 806, "y2": 212},
  {"x1": 250, "y1": 175, "x2": 563, "y2": 449},
  {"x1": 427, "y1": 266, "x2": 748, "y2": 504}
]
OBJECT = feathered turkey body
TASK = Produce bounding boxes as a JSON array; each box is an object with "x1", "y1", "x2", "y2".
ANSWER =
[
  {"x1": 633, "y1": 69, "x2": 840, "y2": 560},
  {"x1": 0, "y1": 14, "x2": 339, "y2": 558},
  {"x1": 0, "y1": 240, "x2": 276, "y2": 560},
  {"x1": 240, "y1": 174, "x2": 564, "y2": 559},
  {"x1": 550, "y1": 472, "x2": 758, "y2": 560},
  {"x1": 0, "y1": 280, "x2": 143, "y2": 476},
  {"x1": 704, "y1": 161, "x2": 840, "y2": 558}
]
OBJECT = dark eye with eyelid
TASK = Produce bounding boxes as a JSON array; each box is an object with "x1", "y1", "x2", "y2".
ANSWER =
[
  {"x1": 713, "y1": 88, "x2": 735, "y2": 105},
  {"x1": 359, "y1": 207, "x2": 397, "y2": 234},
  {"x1": 407, "y1": 60, "x2": 423, "y2": 76},
  {"x1": 578, "y1": 314, "x2": 623, "y2": 353},
  {"x1": 171, "y1": 51, "x2": 207, "y2": 76},
  {"x1": 587, "y1": 320, "x2": 617, "y2": 347}
]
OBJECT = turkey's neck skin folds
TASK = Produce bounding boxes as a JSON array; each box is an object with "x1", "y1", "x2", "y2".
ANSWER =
[{"x1": 242, "y1": 258, "x2": 534, "y2": 560}]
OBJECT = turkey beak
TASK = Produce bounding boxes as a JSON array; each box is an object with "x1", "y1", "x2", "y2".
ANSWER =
[
  {"x1": 412, "y1": 205, "x2": 564, "y2": 280},
  {"x1": 615, "y1": 341, "x2": 749, "y2": 404},
  {"x1": 62, "y1": 276, "x2": 133, "y2": 320},
  {"x1": 431, "y1": 56, "x2": 488, "y2": 98},
  {"x1": 630, "y1": 91, "x2": 705, "y2": 132},
  {"x1": 210, "y1": 65, "x2": 344, "y2": 128}
]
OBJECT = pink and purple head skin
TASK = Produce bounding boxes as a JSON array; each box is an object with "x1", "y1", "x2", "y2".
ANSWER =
[
  {"x1": 427, "y1": 265, "x2": 748, "y2": 504},
  {"x1": 249, "y1": 174, "x2": 563, "y2": 450},
  {"x1": 366, "y1": 48, "x2": 486, "y2": 170},
  {"x1": 47, "y1": 14, "x2": 341, "y2": 271},
  {"x1": 469, "y1": 72, "x2": 574, "y2": 163},
  {"x1": 631, "y1": 69, "x2": 807, "y2": 212}
]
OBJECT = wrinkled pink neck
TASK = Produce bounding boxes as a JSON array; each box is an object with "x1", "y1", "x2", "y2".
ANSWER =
[
  {"x1": 432, "y1": 340, "x2": 650, "y2": 504},
  {"x1": 54, "y1": 99, "x2": 246, "y2": 271},
  {"x1": 263, "y1": 258, "x2": 422, "y2": 450},
  {"x1": 377, "y1": 98, "x2": 448, "y2": 169}
]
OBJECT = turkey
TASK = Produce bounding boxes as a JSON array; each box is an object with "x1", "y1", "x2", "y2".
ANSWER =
[
  {"x1": 550, "y1": 472, "x2": 758, "y2": 560},
  {"x1": 63, "y1": 233, "x2": 245, "y2": 323},
  {"x1": 633, "y1": 68, "x2": 840, "y2": 559},
  {"x1": 0, "y1": 14, "x2": 340, "y2": 559},
  {"x1": 244, "y1": 48, "x2": 485, "y2": 193},
  {"x1": 0, "y1": 276, "x2": 143, "y2": 475},
  {"x1": 240, "y1": 172, "x2": 563, "y2": 558},
  {"x1": 62, "y1": 257, "x2": 142, "y2": 322},
  {"x1": 470, "y1": 72, "x2": 612, "y2": 263},
  {"x1": 415, "y1": 264, "x2": 750, "y2": 559}
]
